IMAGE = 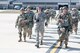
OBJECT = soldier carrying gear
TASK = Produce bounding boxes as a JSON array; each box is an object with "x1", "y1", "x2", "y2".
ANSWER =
[
  {"x1": 15, "y1": 7, "x2": 28, "y2": 42},
  {"x1": 71, "y1": 8, "x2": 79, "y2": 35},
  {"x1": 56, "y1": 7, "x2": 63, "y2": 38},
  {"x1": 44, "y1": 9, "x2": 51, "y2": 26},
  {"x1": 57, "y1": 6, "x2": 72, "y2": 48},
  {"x1": 25, "y1": 5, "x2": 34, "y2": 39},
  {"x1": 49, "y1": 9, "x2": 56, "y2": 23},
  {"x1": 34, "y1": 6, "x2": 47, "y2": 48}
]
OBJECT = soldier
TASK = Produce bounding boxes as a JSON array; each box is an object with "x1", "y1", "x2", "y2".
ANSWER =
[
  {"x1": 57, "y1": 6, "x2": 72, "y2": 48},
  {"x1": 71, "y1": 8, "x2": 79, "y2": 35},
  {"x1": 50, "y1": 9, "x2": 56, "y2": 19},
  {"x1": 44, "y1": 9, "x2": 51, "y2": 26},
  {"x1": 34, "y1": 7, "x2": 47, "y2": 48},
  {"x1": 57, "y1": 7, "x2": 63, "y2": 38},
  {"x1": 25, "y1": 6, "x2": 34, "y2": 39},
  {"x1": 15, "y1": 7, "x2": 28, "y2": 42}
]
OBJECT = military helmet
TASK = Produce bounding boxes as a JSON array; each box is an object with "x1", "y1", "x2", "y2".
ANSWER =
[
  {"x1": 25, "y1": 5, "x2": 31, "y2": 10},
  {"x1": 36, "y1": 6, "x2": 42, "y2": 10},
  {"x1": 20, "y1": 7, "x2": 25, "y2": 11},
  {"x1": 72, "y1": 8, "x2": 77, "y2": 11},
  {"x1": 60, "y1": 7, "x2": 63, "y2": 10},
  {"x1": 62, "y1": 6, "x2": 68, "y2": 10},
  {"x1": 36, "y1": 6, "x2": 43, "y2": 12},
  {"x1": 45, "y1": 9, "x2": 49, "y2": 12}
]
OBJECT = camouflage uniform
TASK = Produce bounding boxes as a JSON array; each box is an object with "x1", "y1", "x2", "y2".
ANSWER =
[
  {"x1": 49, "y1": 9, "x2": 56, "y2": 19},
  {"x1": 15, "y1": 8, "x2": 28, "y2": 42},
  {"x1": 57, "y1": 7, "x2": 63, "y2": 36},
  {"x1": 71, "y1": 8, "x2": 79, "y2": 34},
  {"x1": 44, "y1": 9, "x2": 56, "y2": 25},
  {"x1": 34, "y1": 11, "x2": 47, "y2": 48},
  {"x1": 57, "y1": 7, "x2": 72, "y2": 48},
  {"x1": 44, "y1": 9, "x2": 51, "y2": 26},
  {"x1": 25, "y1": 8, "x2": 34, "y2": 39}
]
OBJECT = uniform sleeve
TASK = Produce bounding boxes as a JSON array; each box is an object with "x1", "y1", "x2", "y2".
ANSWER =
[
  {"x1": 33, "y1": 14, "x2": 36, "y2": 23},
  {"x1": 78, "y1": 12, "x2": 80, "y2": 21},
  {"x1": 77, "y1": 12, "x2": 80, "y2": 20},
  {"x1": 32, "y1": 11, "x2": 35, "y2": 21},
  {"x1": 56, "y1": 14, "x2": 60, "y2": 19},
  {"x1": 56, "y1": 14, "x2": 62, "y2": 21},
  {"x1": 69, "y1": 13, "x2": 72, "y2": 25},
  {"x1": 15, "y1": 16, "x2": 19, "y2": 26},
  {"x1": 56, "y1": 14, "x2": 61, "y2": 24},
  {"x1": 24, "y1": 13, "x2": 27, "y2": 20},
  {"x1": 43, "y1": 13, "x2": 49, "y2": 22},
  {"x1": 32, "y1": 11, "x2": 35, "y2": 17}
]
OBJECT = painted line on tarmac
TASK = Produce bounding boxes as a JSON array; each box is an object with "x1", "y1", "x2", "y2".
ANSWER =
[
  {"x1": 46, "y1": 41, "x2": 58, "y2": 53},
  {"x1": 50, "y1": 42, "x2": 60, "y2": 53},
  {"x1": 46, "y1": 41, "x2": 62, "y2": 53}
]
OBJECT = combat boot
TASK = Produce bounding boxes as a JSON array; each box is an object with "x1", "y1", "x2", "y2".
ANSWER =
[
  {"x1": 24, "y1": 35, "x2": 27, "y2": 42},
  {"x1": 18, "y1": 39, "x2": 22, "y2": 42},
  {"x1": 65, "y1": 44, "x2": 68, "y2": 48},
  {"x1": 18, "y1": 32, "x2": 22, "y2": 42},
  {"x1": 35, "y1": 45, "x2": 39, "y2": 48},
  {"x1": 40, "y1": 40, "x2": 43, "y2": 45},
  {"x1": 60, "y1": 41, "x2": 63, "y2": 46}
]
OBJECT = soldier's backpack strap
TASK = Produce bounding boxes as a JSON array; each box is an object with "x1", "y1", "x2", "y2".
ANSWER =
[{"x1": 67, "y1": 13, "x2": 72, "y2": 30}]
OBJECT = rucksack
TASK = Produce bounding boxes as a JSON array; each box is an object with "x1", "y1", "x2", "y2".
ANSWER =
[{"x1": 60, "y1": 13, "x2": 71, "y2": 27}]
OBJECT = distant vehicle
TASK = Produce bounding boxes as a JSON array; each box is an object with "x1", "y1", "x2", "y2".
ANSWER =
[{"x1": 14, "y1": 5, "x2": 22, "y2": 10}]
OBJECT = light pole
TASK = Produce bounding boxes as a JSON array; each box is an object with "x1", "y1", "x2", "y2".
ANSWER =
[{"x1": 69, "y1": 0, "x2": 71, "y2": 10}]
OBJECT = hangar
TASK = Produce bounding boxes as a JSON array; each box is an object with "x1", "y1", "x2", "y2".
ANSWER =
[
  {"x1": 0, "y1": 0, "x2": 80, "y2": 10},
  {"x1": 13, "y1": 0, "x2": 80, "y2": 9}
]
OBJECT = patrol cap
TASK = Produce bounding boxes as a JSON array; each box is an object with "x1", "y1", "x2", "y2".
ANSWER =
[
  {"x1": 20, "y1": 7, "x2": 25, "y2": 11},
  {"x1": 62, "y1": 6, "x2": 68, "y2": 10}
]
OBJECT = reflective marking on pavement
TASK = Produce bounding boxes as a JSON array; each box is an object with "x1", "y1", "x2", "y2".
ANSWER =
[
  {"x1": 50, "y1": 42, "x2": 60, "y2": 53},
  {"x1": 46, "y1": 42, "x2": 58, "y2": 53}
]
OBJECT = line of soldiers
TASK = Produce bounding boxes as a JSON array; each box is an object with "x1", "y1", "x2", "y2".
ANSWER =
[
  {"x1": 57, "y1": 6, "x2": 80, "y2": 48},
  {"x1": 15, "y1": 6, "x2": 80, "y2": 48},
  {"x1": 15, "y1": 6, "x2": 34, "y2": 42},
  {"x1": 15, "y1": 6, "x2": 49, "y2": 48}
]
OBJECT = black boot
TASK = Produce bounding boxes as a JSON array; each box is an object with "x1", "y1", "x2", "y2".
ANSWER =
[
  {"x1": 60, "y1": 41, "x2": 63, "y2": 46},
  {"x1": 40, "y1": 40, "x2": 43, "y2": 45},
  {"x1": 24, "y1": 35, "x2": 27, "y2": 42},
  {"x1": 65, "y1": 44, "x2": 68, "y2": 48},
  {"x1": 29, "y1": 35, "x2": 31, "y2": 39},
  {"x1": 18, "y1": 32, "x2": 22, "y2": 42},
  {"x1": 18, "y1": 39, "x2": 22, "y2": 42},
  {"x1": 35, "y1": 45, "x2": 39, "y2": 48}
]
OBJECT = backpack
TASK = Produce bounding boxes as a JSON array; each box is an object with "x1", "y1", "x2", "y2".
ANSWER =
[{"x1": 60, "y1": 13, "x2": 71, "y2": 27}]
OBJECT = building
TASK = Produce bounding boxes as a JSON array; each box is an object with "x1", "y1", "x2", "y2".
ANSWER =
[
  {"x1": 0, "y1": 0, "x2": 80, "y2": 10},
  {"x1": 0, "y1": 0, "x2": 14, "y2": 9},
  {"x1": 13, "y1": 0, "x2": 80, "y2": 10}
]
